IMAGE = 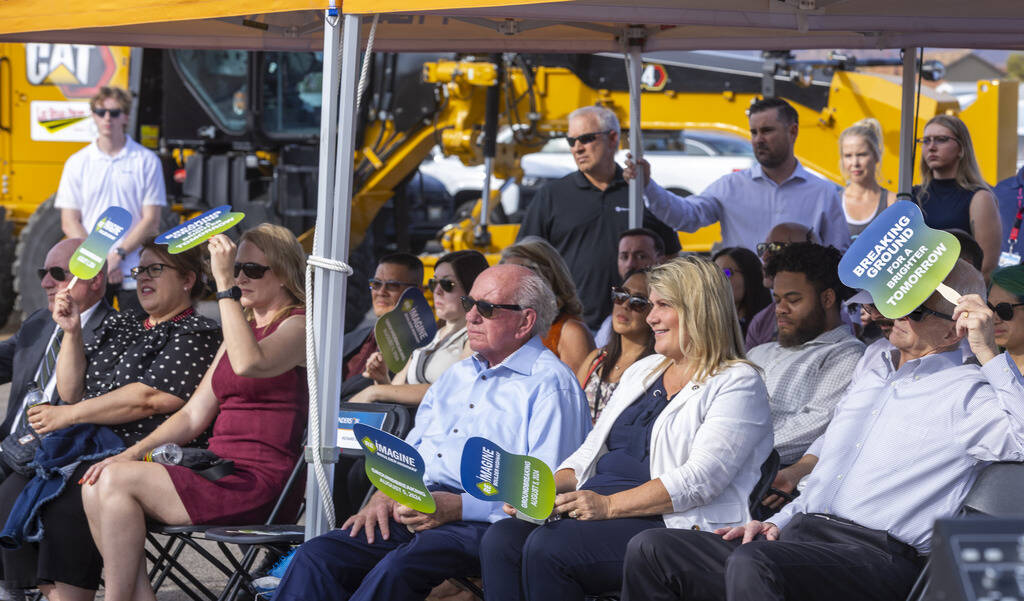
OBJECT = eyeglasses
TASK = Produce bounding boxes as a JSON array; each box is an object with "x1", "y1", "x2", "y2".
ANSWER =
[
  {"x1": 566, "y1": 130, "x2": 611, "y2": 147},
  {"x1": 38, "y1": 267, "x2": 70, "y2": 282},
  {"x1": 917, "y1": 135, "x2": 957, "y2": 147},
  {"x1": 130, "y1": 263, "x2": 175, "y2": 280},
  {"x1": 234, "y1": 262, "x2": 272, "y2": 279},
  {"x1": 428, "y1": 277, "x2": 457, "y2": 293},
  {"x1": 904, "y1": 305, "x2": 955, "y2": 322},
  {"x1": 460, "y1": 296, "x2": 524, "y2": 319},
  {"x1": 610, "y1": 287, "x2": 653, "y2": 313},
  {"x1": 756, "y1": 241, "x2": 790, "y2": 256},
  {"x1": 92, "y1": 108, "x2": 123, "y2": 118},
  {"x1": 369, "y1": 278, "x2": 418, "y2": 293},
  {"x1": 722, "y1": 267, "x2": 734, "y2": 278},
  {"x1": 989, "y1": 301, "x2": 1024, "y2": 321}
]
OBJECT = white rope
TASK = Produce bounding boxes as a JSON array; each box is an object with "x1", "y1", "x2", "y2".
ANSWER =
[
  {"x1": 355, "y1": 15, "x2": 380, "y2": 117},
  {"x1": 304, "y1": 14, "x2": 379, "y2": 531}
]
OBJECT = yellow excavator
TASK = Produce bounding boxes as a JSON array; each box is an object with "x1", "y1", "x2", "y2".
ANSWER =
[{"x1": 0, "y1": 46, "x2": 1016, "y2": 326}]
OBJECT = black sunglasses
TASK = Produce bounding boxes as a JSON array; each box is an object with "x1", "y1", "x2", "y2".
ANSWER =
[
  {"x1": 428, "y1": 277, "x2": 457, "y2": 293},
  {"x1": 611, "y1": 286, "x2": 653, "y2": 313},
  {"x1": 368, "y1": 277, "x2": 418, "y2": 292},
  {"x1": 130, "y1": 263, "x2": 175, "y2": 280},
  {"x1": 904, "y1": 305, "x2": 955, "y2": 322},
  {"x1": 756, "y1": 241, "x2": 790, "y2": 256},
  {"x1": 234, "y1": 262, "x2": 272, "y2": 279},
  {"x1": 566, "y1": 130, "x2": 611, "y2": 147},
  {"x1": 92, "y1": 108, "x2": 123, "y2": 118},
  {"x1": 38, "y1": 266, "x2": 70, "y2": 282},
  {"x1": 460, "y1": 296, "x2": 524, "y2": 319},
  {"x1": 989, "y1": 301, "x2": 1024, "y2": 321}
]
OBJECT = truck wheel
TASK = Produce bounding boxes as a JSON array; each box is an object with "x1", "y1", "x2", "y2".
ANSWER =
[
  {"x1": 14, "y1": 197, "x2": 62, "y2": 319},
  {"x1": 0, "y1": 208, "x2": 16, "y2": 329}
]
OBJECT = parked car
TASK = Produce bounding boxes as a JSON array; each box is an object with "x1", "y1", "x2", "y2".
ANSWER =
[{"x1": 419, "y1": 129, "x2": 755, "y2": 223}]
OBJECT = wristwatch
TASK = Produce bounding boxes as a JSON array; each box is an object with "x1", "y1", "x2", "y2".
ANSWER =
[
  {"x1": 114, "y1": 247, "x2": 127, "y2": 259},
  {"x1": 216, "y1": 286, "x2": 242, "y2": 301}
]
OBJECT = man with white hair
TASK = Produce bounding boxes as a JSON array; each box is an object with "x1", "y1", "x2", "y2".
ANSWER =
[
  {"x1": 517, "y1": 105, "x2": 681, "y2": 331},
  {"x1": 273, "y1": 264, "x2": 591, "y2": 601},
  {"x1": 621, "y1": 260, "x2": 1024, "y2": 601}
]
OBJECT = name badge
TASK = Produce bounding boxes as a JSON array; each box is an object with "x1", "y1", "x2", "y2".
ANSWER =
[{"x1": 999, "y1": 251, "x2": 1022, "y2": 268}]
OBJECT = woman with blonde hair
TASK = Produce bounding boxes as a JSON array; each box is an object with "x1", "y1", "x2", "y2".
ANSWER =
[
  {"x1": 913, "y1": 114, "x2": 1002, "y2": 276},
  {"x1": 839, "y1": 118, "x2": 893, "y2": 238},
  {"x1": 501, "y1": 236, "x2": 595, "y2": 372},
  {"x1": 479, "y1": 255, "x2": 773, "y2": 601},
  {"x1": 80, "y1": 224, "x2": 309, "y2": 601}
]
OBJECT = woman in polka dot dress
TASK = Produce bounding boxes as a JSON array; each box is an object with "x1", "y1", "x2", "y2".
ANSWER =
[
  {"x1": 0, "y1": 240, "x2": 221, "y2": 599},
  {"x1": 81, "y1": 224, "x2": 308, "y2": 601}
]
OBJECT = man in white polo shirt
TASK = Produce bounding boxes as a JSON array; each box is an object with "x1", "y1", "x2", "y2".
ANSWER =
[{"x1": 55, "y1": 86, "x2": 165, "y2": 315}]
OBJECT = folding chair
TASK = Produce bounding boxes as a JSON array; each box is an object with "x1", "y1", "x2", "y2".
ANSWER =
[
  {"x1": 200, "y1": 402, "x2": 414, "y2": 600},
  {"x1": 146, "y1": 445, "x2": 307, "y2": 601},
  {"x1": 905, "y1": 461, "x2": 1024, "y2": 601}
]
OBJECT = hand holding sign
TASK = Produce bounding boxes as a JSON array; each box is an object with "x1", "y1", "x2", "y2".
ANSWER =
[
  {"x1": 375, "y1": 288, "x2": 437, "y2": 373},
  {"x1": 839, "y1": 201, "x2": 961, "y2": 318},
  {"x1": 155, "y1": 205, "x2": 245, "y2": 254},
  {"x1": 460, "y1": 437, "x2": 556, "y2": 524},
  {"x1": 354, "y1": 423, "x2": 436, "y2": 514},
  {"x1": 68, "y1": 206, "x2": 133, "y2": 289}
]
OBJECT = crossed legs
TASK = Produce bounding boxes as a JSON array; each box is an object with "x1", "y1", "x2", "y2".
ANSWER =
[{"x1": 80, "y1": 461, "x2": 191, "y2": 601}]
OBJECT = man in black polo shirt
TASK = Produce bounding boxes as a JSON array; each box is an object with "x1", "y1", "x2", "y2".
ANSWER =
[{"x1": 517, "y1": 105, "x2": 681, "y2": 330}]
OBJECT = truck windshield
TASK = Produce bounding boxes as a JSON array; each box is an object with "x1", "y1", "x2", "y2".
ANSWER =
[
  {"x1": 261, "y1": 52, "x2": 322, "y2": 138},
  {"x1": 171, "y1": 49, "x2": 249, "y2": 134}
]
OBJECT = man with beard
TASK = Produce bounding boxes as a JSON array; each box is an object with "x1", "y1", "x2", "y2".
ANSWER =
[
  {"x1": 626, "y1": 98, "x2": 850, "y2": 252},
  {"x1": 746, "y1": 243, "x2": 864, "y2": 466}
]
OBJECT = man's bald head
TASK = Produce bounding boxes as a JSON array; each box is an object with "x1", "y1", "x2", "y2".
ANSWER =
[
  {"x1": 42, "y1": 238, "x2": 106, "y2": 314},
  {"x1": 765, "y1": 223, "x2": 820, "y2": 245},
  {"x1": 931, "y1": 259, "x2": 986, "y2": 315}
]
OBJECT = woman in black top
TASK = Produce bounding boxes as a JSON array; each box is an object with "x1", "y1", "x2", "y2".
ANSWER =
[
  {"x1": 913, "y1": 114, "x2": 1002, "y2": 278},
  {"x1": 0, "y1": 239, "x2": 220, "y2": 600}
]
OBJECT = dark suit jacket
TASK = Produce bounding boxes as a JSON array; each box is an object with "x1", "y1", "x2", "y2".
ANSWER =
[{"x1": 0, "y1": 301, "x2": 113, "y2": 435}]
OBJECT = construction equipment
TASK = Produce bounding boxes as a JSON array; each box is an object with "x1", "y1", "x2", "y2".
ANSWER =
[{"x1": 0, "y1": 46, "x2": 1016, "y2": 327}]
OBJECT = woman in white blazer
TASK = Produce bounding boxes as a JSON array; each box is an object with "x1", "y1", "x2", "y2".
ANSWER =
[{"x1": 479, "y1": 255, "x2": 774, "y2": 601}]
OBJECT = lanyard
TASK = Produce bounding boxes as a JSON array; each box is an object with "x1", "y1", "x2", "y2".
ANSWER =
[{"x1": 1010, "y1": 186, "x2": 1023, "y2": 251}]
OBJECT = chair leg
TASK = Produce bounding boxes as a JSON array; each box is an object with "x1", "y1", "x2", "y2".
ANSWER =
[{"x1": 904, "y1": 559, "x2": 930, "y2": 601}]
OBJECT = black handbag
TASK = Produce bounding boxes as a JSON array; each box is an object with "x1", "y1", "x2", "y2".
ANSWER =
[{"x1": 0, "y1": 419, "x2": 42, "y2": 477}]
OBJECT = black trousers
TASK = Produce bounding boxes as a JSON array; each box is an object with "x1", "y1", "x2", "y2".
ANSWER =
[{"x1": 621, "y1": 513, "x2": 924, "y2": 601}]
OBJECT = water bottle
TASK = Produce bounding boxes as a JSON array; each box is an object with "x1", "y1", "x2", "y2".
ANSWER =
[
  {"x1": 144, "y1": 443, "x2": 183, "y2": 465},
  {"x1": 23, "y1": 384, "x2": 48, "y2": 438}
]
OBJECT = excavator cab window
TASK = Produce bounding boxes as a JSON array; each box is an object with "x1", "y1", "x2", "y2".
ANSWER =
[
  {"x1": 170, "y1": 49, "x2": 249, "y2": 135},
  {"x1": 261, "y1": 51, "x2": 322, "y2": 138}
]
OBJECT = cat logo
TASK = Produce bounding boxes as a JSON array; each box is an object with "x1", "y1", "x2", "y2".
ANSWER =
[{"x1": 25, "y1": 44, "x2": 119, "y2": 98}]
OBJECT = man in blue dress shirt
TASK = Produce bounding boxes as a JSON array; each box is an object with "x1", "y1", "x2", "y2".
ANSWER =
[
  {"x1": 627, "y1": 97, "x2": 851, "y2": 252},
  {"x1": 620, "y1": 259, "x2": 1024, "y2": 601},
  {"x1": 274, "y1": 264, "x2": 592, "y2": 601}
]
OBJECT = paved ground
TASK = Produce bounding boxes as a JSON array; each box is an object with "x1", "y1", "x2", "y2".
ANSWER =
[{"x1": 0, "y1": 315, "x2": 253, "y2": 601}]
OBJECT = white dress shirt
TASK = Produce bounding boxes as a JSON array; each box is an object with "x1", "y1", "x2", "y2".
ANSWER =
[
  {"x1": 643, "y1": 161, "x2": 850, "y2": 251},
  {"x1": 772, "y1": 347, "x2": 1024, "y2": 553},
  {"x1": 560, "y1": 354, "x2": 774, "y2": 531}
]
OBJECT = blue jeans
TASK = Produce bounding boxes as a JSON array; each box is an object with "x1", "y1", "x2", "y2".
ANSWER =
[{"x1": 274, "y1": 516, "x2": 489, "y2": 601}]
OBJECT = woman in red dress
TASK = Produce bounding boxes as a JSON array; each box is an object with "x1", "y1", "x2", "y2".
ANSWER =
[{"x1": 81, "y1": 224, "x2": 308, "y2": 601}]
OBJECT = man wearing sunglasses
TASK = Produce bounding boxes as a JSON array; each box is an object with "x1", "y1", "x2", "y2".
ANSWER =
[
  {"x1": 54, "y1": 86, "x2": 165, "y2": 315},
  {"x1": 622, "y1": 260, "x2": 1024, "y2": 601},
  {"x1": 625, "y1": 97, "x2": 850, "y2": 256},
  {"x1": 517, "y1": 105, "x2": 681, "y2": 331},
  {"x1": 273, "y1": 264, "x2": 591, "y2": 601},
  {"x1": 0, "y1": 239, "x2": 112, "y2": 481},
  {"x1": 342, "y1": 253, "x2": 424, "y2": 387}
]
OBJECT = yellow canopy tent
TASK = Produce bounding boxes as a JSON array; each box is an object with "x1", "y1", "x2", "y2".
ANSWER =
[{"x1": 2, "y1": 0, "x2": 1021, "y2": 537}]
